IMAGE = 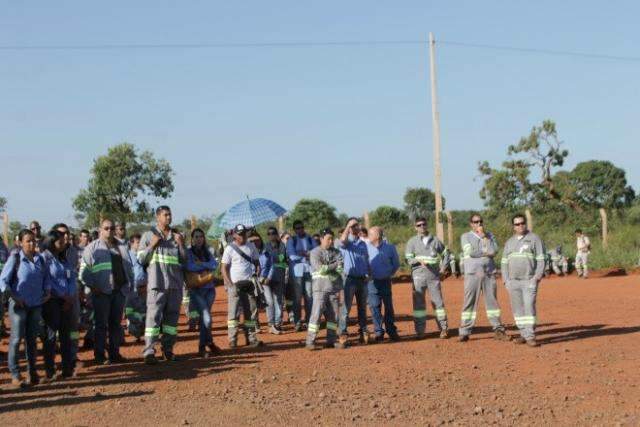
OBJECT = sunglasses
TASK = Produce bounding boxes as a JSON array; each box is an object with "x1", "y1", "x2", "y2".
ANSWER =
[
  {"x1": 415, "y1": 223, "x2": 426, "y2": 228},
  {"x1": 513, "y1": 222, "x2": 526, "y2": 226},
  {"x1": 30, "y1": 226, "x2": 41, "y2": 230},
  {"x1": 267, "y1": 231, "x2": 278, "y2": 236},
  {"x1": 471, "y1": 220, "x2": 483, "y2": 224},
  {"x1": 103, "y1": 226, "x2": 115, "y2": 231},
  {"x1": 294, "y1": 226, "x2": 304, "y2": 230}
]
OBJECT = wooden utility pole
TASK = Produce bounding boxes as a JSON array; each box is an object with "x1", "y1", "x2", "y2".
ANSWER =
[
  {"x1": 525, "y1": 209, "x2": 533, "y2": 232},
  {"x1": 190, "y1": 215, "x2": 197, "y2": 232},
  {"x1": 2, "y1": 212, "x2": 8, "y2": 246},
  {"x1": 445, "y1": 211, "x2": 454, "y2": 248},
  {"x1": 429, "y1": 32, "x2": 445, "y2": 242},
  {"x1": 599, "y1": 208, "x2": 608, "y2": 249},
  {"x1": 278, "y1": 216, "x2": 284, "y2": 233},
  {"x1": 363, "y1": 211, "x2": 370, "y2": 230}
]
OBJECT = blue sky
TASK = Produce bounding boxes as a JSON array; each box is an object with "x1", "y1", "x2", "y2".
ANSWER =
[{"x1": 1, "y1": 1, "x2": 638, "y2": 228}]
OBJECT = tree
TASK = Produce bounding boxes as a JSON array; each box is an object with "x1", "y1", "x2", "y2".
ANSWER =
[
  {"x1": 0, "y1": 196, "x2": 6, "y2": 212},
  {"x1": 8, "y1": 221, "x2": 24, "y2": 243},
  {"x1": 369, "y1": 206, "x2": 409, "y2": 228},
  {"x1": 73, "y1": 143, "x2": 174, "y2": 227},
  {"x1": 287, "y1": 199, "x2": 339, "y2": 233},
  {"x1": 568, "y1": 161, "x2": 635, "y2": 209},
  {"x1": 478, "y1": 120, "x2": 569, "y2": 213},
  {"x1": 403, "y1": 187, "x2": 445, "y2": 221}
]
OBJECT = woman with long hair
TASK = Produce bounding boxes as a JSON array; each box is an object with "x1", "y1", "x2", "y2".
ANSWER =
[{"x1": 186, "y1": 228, "x2": 220, "y2": 358}]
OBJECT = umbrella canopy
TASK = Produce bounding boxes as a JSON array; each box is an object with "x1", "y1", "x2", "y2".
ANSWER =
[
  {"x1": 206, "y1": 212, "x2": 227, "y2": 240},
  {"x1": 218, "y1": 198, "x2": 287, "y2": 229}
]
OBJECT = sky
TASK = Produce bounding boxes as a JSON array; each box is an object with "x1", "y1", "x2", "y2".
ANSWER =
[{"x1": 1, "y1": 1, "x2": 639, "y2": 228}]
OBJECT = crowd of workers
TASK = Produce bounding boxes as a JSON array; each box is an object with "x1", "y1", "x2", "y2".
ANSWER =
[{"x1": 0, "y1": 206, "x2": 592, "y2": 389}]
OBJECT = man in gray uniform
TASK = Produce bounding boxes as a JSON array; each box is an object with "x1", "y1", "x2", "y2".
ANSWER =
[
  {"x1": 405, "y1": 217, "x2": 450, "y2": 339},
  {"x1": 458, "y1": 214, "x2": 509, "y2": 342},
  {"x1": 547, "y1": 245, "x2": 568, "y2": 276},
  {"x1": 221, "y1": 224, "x2": 264, "y2": 349},
  {"x1": 501, "y1": 213, "x2": 546, "y2": 347},
  {"x1": 138, "y1": 206, "x2": 187, "y2": 364},
  {"x1": 306, "y1": 229, "x2": 347, "y2": 350}
]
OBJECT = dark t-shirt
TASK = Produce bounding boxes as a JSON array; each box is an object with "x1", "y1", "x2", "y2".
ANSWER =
[{"x1": 110, "y1": 249, "x2": 127, "y2": 290}]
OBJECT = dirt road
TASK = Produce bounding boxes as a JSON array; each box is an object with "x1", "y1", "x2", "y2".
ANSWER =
[{"x1": 1, "y1": 274, "x2": 639, "y2": 426}]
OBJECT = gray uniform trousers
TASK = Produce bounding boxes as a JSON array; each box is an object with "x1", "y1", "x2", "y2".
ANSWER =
[
  {"x1": 226, "y1": 281, "x2": 258, "y2": 345},
  {"x1": 306, "y1": 288, "x2": 340, "y2": 346},
  {"x1": 459, "y1": 271, "x2": 504, "y2": 336},
  {"x1": 575, "y1": 252, "x2": 589, "y2": 277},
  {"x1": 411, "y1": 268, "x2": 447, "y2": 334},
  {"x1": 125, "y1": 291, "x2": 147, "y2": 339},
  {"x1": 506, "y1": 279, "x2": 538, "y2": 340},
  {"x1": 144, "y1": 288, "x2": 182, "y2": 356}
]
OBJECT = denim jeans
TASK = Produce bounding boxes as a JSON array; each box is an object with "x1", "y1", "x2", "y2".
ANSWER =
[
  {"x1": 42, "y1": 297, "x2": 78, "y2": 376},
  {"x1": 292, "y1": 273, "x2": 313, "y2": 326},
  {"x1": 338, "y1": 276, "x2": 368, "y2": 335},
  {"x1": 92, "y1": 290, "x2": 126, "y2": 360},
  {"x1": 8, "y1": 299, "x2": 42, "y2": 378},
  {"x1": 263, "y1": 280, "x2": 284, "y2": 326},
  {"x1": 367, "y1": 279, "x2": 397, "y2": 337},
  {"x1": 189, "y1": 287, "x2": 215, "y2": 347}
]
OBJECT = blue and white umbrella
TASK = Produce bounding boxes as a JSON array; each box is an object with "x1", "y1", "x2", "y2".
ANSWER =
[{"x1": 218, "y1": 197, "x2": 287, "y2": 229}]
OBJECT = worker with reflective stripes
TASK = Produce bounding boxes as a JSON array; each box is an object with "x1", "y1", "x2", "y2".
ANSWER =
[
  {"x1": 547, "y1": 245, "x2": 568, "y2": 276},
  {"x1": 404, "y1": 217, "x2": 450, "y2": 339},
  {"x1": 138, "y1": 206, "x2": 187, "y2": 364},
  {"x1": 458, "y1": 214, "x2": 509, "y2": 342},
  {"x1": 80, "y1": 219, "x2": 133, "y2": 364},
  {"x1": 574, "y1": 229, "x2": 590, "y2": 279},
  {"x1": 221, "y1": 224, "x2": 263, "y2": 349},
  {"x1": 306, "y1": 228, "x2": 347, "y2": 350},
  {"x1": 124, "y1": 233, "x2": 146, "y2": 341},
  {"x1": 501, "y1": 213, "x2": 546, "y2": 347}
]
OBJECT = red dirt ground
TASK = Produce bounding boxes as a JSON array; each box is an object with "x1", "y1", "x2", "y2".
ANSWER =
[{"x1": 1, "y1": 274, "x2": 639, "y2": 426}]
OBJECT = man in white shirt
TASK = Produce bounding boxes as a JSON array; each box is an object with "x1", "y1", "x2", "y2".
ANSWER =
[
  {"x1": 575, "y1": 229, "x2": 591, "y2": 279},
  {"x1": 221, "y1": 224, "x2": 263, "y2": 349}
]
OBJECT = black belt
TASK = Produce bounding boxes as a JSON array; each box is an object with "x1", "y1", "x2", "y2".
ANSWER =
[{"x1": 347, "y1": 275, "x2": 366, "y2": 280}]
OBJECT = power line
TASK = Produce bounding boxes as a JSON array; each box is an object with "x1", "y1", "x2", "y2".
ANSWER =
[
  {"x1": 0, "y1": 40, "x2": 426, "y2": 50},
  {"x1": 438, "y1": 40, "x2": 640, "y2": 63},
  {"x1": 0, "y1": 38, "x2": 638, "y2": 63}
]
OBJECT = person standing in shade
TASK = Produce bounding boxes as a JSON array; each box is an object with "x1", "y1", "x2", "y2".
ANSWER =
[
  {"x1": 221, "y1": 224, "x2": 264, "y2": 349},
  {"x1": 81, "y1": 219, "x2": 133, "y2": 365},
  {"x1": 458, "y1": 214, "x2": 509, "y2": 342},
  {"x1": 366, "y1": 226, "x2": 400, "y2": 342},
  {"x1": 1, "y1": 229, "x2": 50, "y2": 388},
  {"x1": 138, "y1": 206, "x2": 187, "y2": 364},
  {"x1": 286, "y1": 220, "x2": 316, "y2": 331},
  {"x1": 404, "y1": 217, "x2": 450, "y2": 339},
  {"x1": 337, "y1": 218, "x2": 371, "y2": 344},
  {"x1": 261, "y1": 227, "x2": 287, "y2": 334},
  {"x1": 501, "y1": 213, "x2": 546, "y2": 347}
]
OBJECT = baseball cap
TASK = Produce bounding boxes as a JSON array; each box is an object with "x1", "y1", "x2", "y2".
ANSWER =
[{"x1": 233, "y1": 224, "x2": 247, "y2": 235}]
